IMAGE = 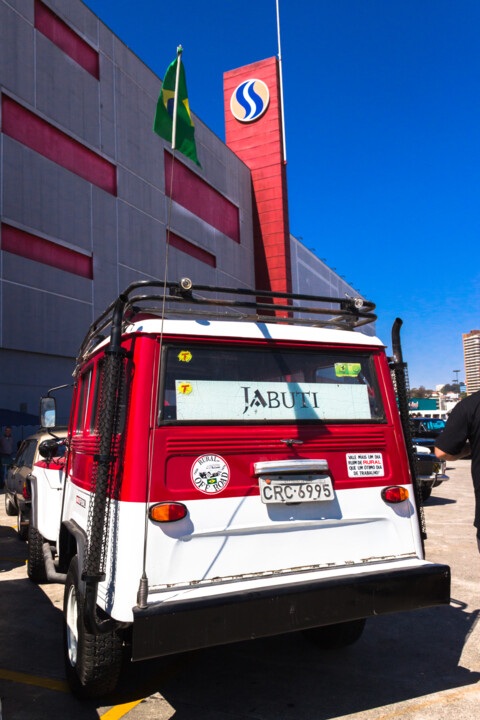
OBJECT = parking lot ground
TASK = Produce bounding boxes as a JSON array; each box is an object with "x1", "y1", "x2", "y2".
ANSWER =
[{"x1": 1, "y1": 460, "x2": 479, "y2": 719}]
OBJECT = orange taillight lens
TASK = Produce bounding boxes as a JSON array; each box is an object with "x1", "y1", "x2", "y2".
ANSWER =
[
  {"x1": 149, "y1": 502, "x2": 187, "y2": 523},
  {"x1": 382, "y1": 486, "x2": 409, "y2": 504}
]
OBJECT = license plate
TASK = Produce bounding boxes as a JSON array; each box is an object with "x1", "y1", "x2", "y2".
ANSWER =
[{"x1": 258, "y1": 475, "x2": 334, "y2": 504}]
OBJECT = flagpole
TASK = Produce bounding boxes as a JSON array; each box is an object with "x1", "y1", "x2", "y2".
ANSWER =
[
  {"x1": 141, "y1": 45, "x2": 184, "y2": 603},
  {"x1": 275, "y1": 0, "x2": 287, "y2": 164},
  {"x1": 166, "y1": 44, "x2": 183, "y2": 251},
  {"x1": 140, "y1": 45, "x2": 192, "y2": 608},
  {"x1": 171, "y1": 45, "x2": 183, "y2": 151},
  {"x1": 162, "y1": 46, "x2": 185, "y2": 361}
]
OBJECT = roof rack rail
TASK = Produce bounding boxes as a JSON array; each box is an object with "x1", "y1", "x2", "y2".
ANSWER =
[{"x1": 77, "y1": 278, "x2": 376, "y2": 364}]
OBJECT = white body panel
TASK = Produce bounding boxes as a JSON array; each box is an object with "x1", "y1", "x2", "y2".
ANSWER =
[
  {"x1": 57, "y1": 319, "x2": 439, "y2": 636},
  {"x1": 31, "y1": 462, "x2": 65, "y2": 543},
  {"x1": 59, "y1": 483, "x2": 425, "y2": 623},
  {"x1": 92, "y1": 318, "x2": 384, "y2": 356},
  {"x1": 62, "y1": 478, "x2": 90, "y2": 538}
]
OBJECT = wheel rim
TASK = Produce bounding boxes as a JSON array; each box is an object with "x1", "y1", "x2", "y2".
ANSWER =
[
  {"x1": 16, "y1": 512, "x2": 21, "y2": 533},
  {"x1": 65, "y1": 584, "x2": 78, "y2": 667}
]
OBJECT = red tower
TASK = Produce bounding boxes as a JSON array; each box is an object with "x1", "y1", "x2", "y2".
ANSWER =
[{"x1": 224, "y1": 57, "x2": 292, "y2": 297}]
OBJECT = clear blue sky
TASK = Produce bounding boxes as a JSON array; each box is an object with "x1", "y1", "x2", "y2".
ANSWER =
[{"x1": 85, "y1": 0, "x2": 480, "y2": 390}]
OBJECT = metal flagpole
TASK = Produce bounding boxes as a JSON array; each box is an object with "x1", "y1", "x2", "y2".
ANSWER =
[
  {"x1": 166, "y1": 45, "x2": 183, "y2": 238},
  {"x1": 276, "y1": 0, "x2": 287, "y2": 164},
  {"x1": 171, "y1": 45, "x2": 183, "y2": 151},
  {"x1": 164, "y1": 46, "x2": 182, "y2": 291},
  {"x1": 139, "y1": 45, "x2": 183, "y2": 606}
]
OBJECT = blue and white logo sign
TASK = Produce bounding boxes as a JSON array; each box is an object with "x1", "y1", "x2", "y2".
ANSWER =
[{"x1": 230, "y1": 79, "x2": 270, "y2": 123}]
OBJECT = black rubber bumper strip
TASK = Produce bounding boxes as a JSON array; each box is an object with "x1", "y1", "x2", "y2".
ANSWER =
[{"x1": 131, "y1": 562, "x2": 450, "y2": 661}]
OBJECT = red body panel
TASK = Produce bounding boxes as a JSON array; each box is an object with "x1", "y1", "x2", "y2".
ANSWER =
[
  {"x1": 66, "y1": 332, "x2": 411, "y2": 505},
  {"x1": 35, "y1": 457, "x2": 66, "y2": 470}
]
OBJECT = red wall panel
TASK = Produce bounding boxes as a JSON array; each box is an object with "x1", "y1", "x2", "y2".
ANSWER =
[
  {"x1": 1, "y1": 223, "x2": 93, "y2": 279},
  {"x1": 169, "y1": 232, "x2": 216, "y2": 268},
  {"x1": 164, "y1": 152, "x2": 239, "y2": 243},
  {"x1": 223, "y1": 57, "x2": 291, "y2": 297},
  {"x1": 35, "y1": 0, "x2": 99, "y2": 79},
  {"x1": 1, "y1": 96, "x2": 117, "y2": 195}
]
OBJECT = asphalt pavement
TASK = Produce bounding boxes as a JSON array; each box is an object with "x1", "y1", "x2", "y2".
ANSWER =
[{"x1": 0, "y1": 460, "x2": 479, "y2": 720}]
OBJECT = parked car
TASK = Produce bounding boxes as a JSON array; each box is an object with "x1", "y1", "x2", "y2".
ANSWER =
[
  {"x1": 4, "y1": 427, "x2": 67, "y2": 538},
  {"x1": 413, "y1": 445, "x2": 448, "y2": 501},
  {"x1": 411, "y1": 417, "x2": 447, "y2": 454}
]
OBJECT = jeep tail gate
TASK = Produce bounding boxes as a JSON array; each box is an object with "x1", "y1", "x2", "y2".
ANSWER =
[{"x1": 41, "y1": 280, "x2": 450, "y2": 698}]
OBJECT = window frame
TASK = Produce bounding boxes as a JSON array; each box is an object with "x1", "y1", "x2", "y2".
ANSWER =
[
  {"x1": 15, "y1": 439, "x2": 37, "y2": 468},
  {"x1": 157, "y1": 343, "x2": 386, "y2": 426},
  {"x1": 74, "y1": 367, "x2": 93, "y2": 435}
]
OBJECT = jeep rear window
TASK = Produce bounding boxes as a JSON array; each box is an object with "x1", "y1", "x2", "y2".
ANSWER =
[{"x1": 159, "y1": 345, "x2": 385, "y2": 423}]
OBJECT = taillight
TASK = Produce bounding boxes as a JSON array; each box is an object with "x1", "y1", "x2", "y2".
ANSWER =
[
  {"x1": 382, "y1": 486, "x2": 409, "y2": 504},
  {"x1": 149, "y1": 502, "x2": 187, "y2": 522},
  {"x1": 22, "y1": 482, "x2": 31, "y2": 500}
]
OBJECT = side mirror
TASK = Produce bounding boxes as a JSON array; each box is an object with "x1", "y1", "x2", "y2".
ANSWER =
[
  {"x1": 38, "y1": 438, "x2": 60, "y2": 460},
  {"x1": 40, "y1": 397, "x2": 56, "y2": 428}
]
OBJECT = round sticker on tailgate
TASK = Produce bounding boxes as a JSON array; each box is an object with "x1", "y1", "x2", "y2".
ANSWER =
[{"x1": 191, "y1": 454, "x2": 230, "y2": 495}]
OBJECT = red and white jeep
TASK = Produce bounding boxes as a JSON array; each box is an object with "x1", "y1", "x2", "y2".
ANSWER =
[{"x1": 30, "y1": 279, "x2": 450, "y2": 698}]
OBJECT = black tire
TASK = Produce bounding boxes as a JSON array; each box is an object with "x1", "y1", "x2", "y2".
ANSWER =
[
  {"x1": 421, "y1": 486, "x2": 432, "y2": 502},
  {"x1": 63, "y1": 556, "x2": 123, "y2": 698},
  {"x1": 304, "y1": 619, "x2": 366, "y2": 649},
  {"x1": 16, "y1": 510, "x2": 28, "y2": 541},
  {"x1": 27, "y1": 525, "x2": 48, "y2": 584},
  {"x1": 4, "y1": 493, "x2": 16, "y2": 516}
]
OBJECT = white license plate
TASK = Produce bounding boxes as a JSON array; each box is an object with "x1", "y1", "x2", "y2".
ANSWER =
[{"x1": 258, "y1": 475, "x2": 334, "y2": 504}]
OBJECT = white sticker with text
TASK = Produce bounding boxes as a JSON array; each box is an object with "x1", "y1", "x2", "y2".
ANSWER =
[
  {"x1": 346, "y1": 453, "x2": 384, "y2": 477},
  {"x1": 175, "y1": 380, "x2": 371, "y2": 421}
]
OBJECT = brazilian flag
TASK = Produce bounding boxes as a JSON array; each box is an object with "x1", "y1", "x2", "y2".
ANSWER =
[{"x1": 154, "y1": 52, "x2": 201, "y2": 167}]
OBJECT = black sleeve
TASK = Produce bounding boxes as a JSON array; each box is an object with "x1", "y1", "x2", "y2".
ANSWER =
[{"x1": 435, "y1": 401, "x2": 469, "y2": 455}]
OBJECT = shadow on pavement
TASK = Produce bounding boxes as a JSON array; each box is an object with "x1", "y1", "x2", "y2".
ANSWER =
[
  {"x1": 0, "y1": 577, "x2": 100, "y2": 719},
  {"x1": 425, "y1": 495, "x2": 457, "y2": 506},
  {"x1": 0, "y1": 523, "x2": 28, "y2": 571},
  {"x1": 103, "y1": 598, "x2": 480, "y2": 719},
  {"x1": 1, "y1": 492, "x2": 477, "y2": 719}
]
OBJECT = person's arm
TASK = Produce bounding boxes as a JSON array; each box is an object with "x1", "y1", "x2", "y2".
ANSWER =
[
  {"x1": 434, "y1": 400, "x2": 470, "y2": 462},
  {"x1": 434, "y1": 443, "x2": 471, "y2": 461}
]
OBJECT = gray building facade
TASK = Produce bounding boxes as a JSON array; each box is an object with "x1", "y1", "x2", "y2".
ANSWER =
[
  {"x1": 290, "y1": 236, "x2": 375, "y2": 337},
  {"x1": 0, "y1": 0, "x2": 255, "y2": 422},
  {"x1": 1, "y1": 0, "x2": 372, "y2": 428}
]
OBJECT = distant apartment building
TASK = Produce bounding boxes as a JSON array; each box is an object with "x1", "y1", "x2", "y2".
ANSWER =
[{"x1": 463, "y1": 330, "x2": 480, "y2": 395}]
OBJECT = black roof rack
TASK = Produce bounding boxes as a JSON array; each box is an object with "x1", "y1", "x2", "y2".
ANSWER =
[{"x1": 77, "y1": 278, "x2": 376, "y2": 364}]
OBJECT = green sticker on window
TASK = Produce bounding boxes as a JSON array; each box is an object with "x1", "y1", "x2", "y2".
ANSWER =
[{"x1": 335, "y1": 363, "x2": 362, "y2": 377}]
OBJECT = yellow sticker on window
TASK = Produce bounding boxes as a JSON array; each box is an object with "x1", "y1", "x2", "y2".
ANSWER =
[
  {"x1": 177, "y1": 382, "x2": 193, "y2": 395},
  {"x1": 335, "y1": 363, "x2": 362, "y2": 377},
  {"x1": 178, "y1": 351, "x2": 192, "y2": 363}
]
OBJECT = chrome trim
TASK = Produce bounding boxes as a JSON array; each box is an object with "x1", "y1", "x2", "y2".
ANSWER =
[
  {"x1": 417, "y1": 473, "x2": 449, "y2": 485},
  {"x1": 254, "y1": 459, "x2": 329, "y2": 475}
]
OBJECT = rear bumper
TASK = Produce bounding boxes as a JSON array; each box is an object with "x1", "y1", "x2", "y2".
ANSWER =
[
  {"x1": 418, "y1": 473, "x2": 449, "y2": 489},
  {"x1": 131, "y1": 561, "x2": 450, "y2": 661},
  {"x1": 11, "y1": 493, "x2": 31, "y2": 515}
]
